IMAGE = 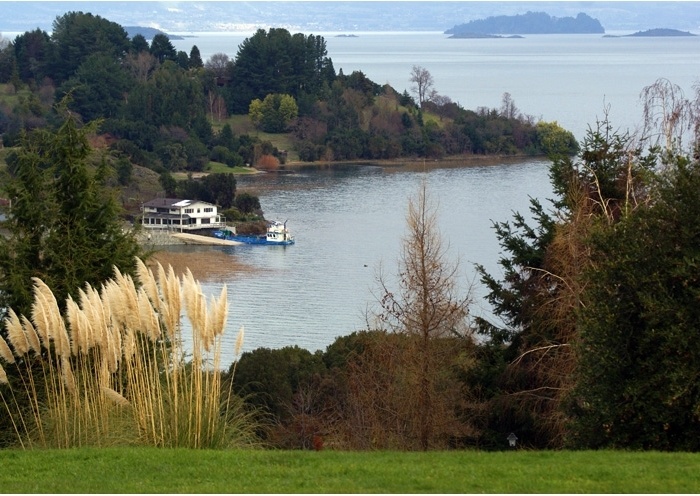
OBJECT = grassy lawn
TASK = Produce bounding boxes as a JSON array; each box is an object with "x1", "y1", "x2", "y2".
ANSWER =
[
  {"x1": 206, "y1": 160, "x2": 258, "y2": 174},
  {"x1": 214, "y1": 114, "x2": 300, "y2": 162},
  {"x1": 0, "y1": 448, "x2": 697, "y2": 493}
]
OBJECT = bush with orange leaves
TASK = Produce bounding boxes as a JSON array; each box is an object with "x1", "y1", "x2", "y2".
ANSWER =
[{"x1": 256, "y1": 154, "x2": 280, "y2": 171}]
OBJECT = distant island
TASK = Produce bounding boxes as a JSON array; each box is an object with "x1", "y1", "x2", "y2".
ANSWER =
[
  {"x1": 445, "y1": 11, "x2": 605, "y2": 36},
  {"x1": 604, "y1": 28, "x2": 697, "y2": 38},
  {"x1": 123, "y1": 26, "x2": 184, "y2": 40}
]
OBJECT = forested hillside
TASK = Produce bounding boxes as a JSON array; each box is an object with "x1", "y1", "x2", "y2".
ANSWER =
[{"x1": 0, "y1": 11, "x2": 578, "y2": 211}]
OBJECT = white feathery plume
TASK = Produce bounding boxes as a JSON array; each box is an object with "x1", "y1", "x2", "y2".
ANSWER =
[
  {"x1": 0, "y1": 334, "x2": 15, "y2": 364},
  {"x1": 31, "y1": 283, "x2": 52, "y2": 348},
  {"x1": 31, "y1": 278, "x2": 70, "y2": 358},
  {"x1": 101, "y1": 386, "x2": 130, "y2": 407},
  {"x1": 234, "y1": 326, "x2": 245, "y2": 360},
  {"x1": 162, "y1": 264, "x2": 181, "y2": 339},
  {"x1": 0, "y1": 363, "x2": 8, "y2": 385},
  {"x1": 61, "y1": 356, "x2": 77, "y2": 396},
  {"x1": 20, "y1": 316, "x2": 41, "y2": 355},
  {"x1": 136, "y1": 257, "x2": 161, "y2": 311},
  {"x1": 113, "y1": 266, "x2": 140, "y2": 332},
  {"x1": 65, "y1": 295, "x2": 82, "y2": 356},
  {"x1": 137, "y1": 288, "x2": 161, "y2": 341},
  {"x1": 4, "y1": 308, "x2": 28, "y2": 356}
]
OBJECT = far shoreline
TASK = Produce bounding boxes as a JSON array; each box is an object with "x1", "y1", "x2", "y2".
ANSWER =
[{"x1": 273, "y1": 153, "x2": 548, "y2": 174}]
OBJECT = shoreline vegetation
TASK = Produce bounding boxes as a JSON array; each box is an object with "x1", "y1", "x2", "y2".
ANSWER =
[{"x1": 282, "y1": 152, "x2": 539, "y2": 170}]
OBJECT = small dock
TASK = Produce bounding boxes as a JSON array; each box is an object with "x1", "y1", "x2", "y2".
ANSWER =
[
  {"x1": 170, "y1": 232, "x2": 244, "y2": 246},
  {"x1": 136, "y1": 230, "x2": 243, "y2": 247}
]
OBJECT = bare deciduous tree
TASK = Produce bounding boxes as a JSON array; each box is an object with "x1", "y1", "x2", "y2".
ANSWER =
[
  {"x1": 500, "y1": 92, "x2": 520, "y2": 120},
  {"x1": 409, "y1": 65, "x2": 435, "y2": 108},
  {"x1": 205, "y1": 52, "x2": 231, "y2": 79},
  {"x1": 376, "y1": 181, "x2": 474, "y2": 450},
  {"x1": 124, "y1": 51, "x2": 158, "y2": 83},
  {"x1": 640, "y1": 77, "x2": 697, "y2": 153},
  {"x1": 208, "y1": 90, "x2": 227, "y2": 122}
]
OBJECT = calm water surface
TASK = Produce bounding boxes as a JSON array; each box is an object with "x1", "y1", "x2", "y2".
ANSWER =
[{"x1": 175, "y1": 160, "x2": 552, "y2": 363}]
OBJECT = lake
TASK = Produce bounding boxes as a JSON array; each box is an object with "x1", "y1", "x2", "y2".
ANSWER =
[
  {"x1": 165, "y1": 31, "x2": 700, "y2": 363},
  {"x1": 174, "y1": 159, "x2": 553, "y2": 361}
]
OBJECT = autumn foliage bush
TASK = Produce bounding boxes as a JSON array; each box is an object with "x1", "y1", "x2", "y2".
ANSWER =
[{"x1": 256, "y1": 154, "x2": 280, "y2": 171}]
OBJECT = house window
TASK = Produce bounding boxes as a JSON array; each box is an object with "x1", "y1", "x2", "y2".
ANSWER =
[
  {"x1": 185, "y1": 208, "x2": 194, "y2": 214},
  {"x1": 204, "y1": 207, "x2": 213, "y2": 213}
]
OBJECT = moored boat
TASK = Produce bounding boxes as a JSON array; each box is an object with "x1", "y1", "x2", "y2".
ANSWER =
[{"x1": 213, "y1": 220, "x2": 295, "y2": 245}]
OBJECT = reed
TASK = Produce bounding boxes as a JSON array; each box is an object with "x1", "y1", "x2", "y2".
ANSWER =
[{"x1": 0, "y1": 258, "x2": 257, "y2": 449}]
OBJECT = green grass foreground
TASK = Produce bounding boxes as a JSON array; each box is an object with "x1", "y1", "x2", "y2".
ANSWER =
[{"x1": 1, "y1": 449, "x2": 698, "y2": 493}]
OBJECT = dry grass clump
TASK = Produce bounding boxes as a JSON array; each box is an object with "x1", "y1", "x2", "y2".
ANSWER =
[{"x1": 0, "y1": 258, "x2": 254, "y2": 449}]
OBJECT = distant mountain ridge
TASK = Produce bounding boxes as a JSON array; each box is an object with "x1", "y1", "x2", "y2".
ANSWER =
[{"x1": 445, "y1": 11, "x2": 605, "y2": 36}]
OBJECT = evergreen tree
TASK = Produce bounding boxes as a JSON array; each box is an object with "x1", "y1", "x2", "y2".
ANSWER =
[
  {"x1": 130, "y1": 33, "x2": 149, "y2": 53},
  {"x1": 0, "y1": 103, "x2": 142, "y2": 320},
  {"x1": 12, "y1": 29, "x2": 52, "y2": 83},
  {"x1": 60, "y1": 53, "x2": 134, "y2": 121},
  {"x1": 570, "y1": 156, "x2": 700, "y2": 450},
  {"x1": 189, "y1": 45, "x2": 204, "y2": 69},
  {"x1": 50, "y1": 12, "x2": 130, "y2": 84},
  {"x1": 474, "y1": 118, "x2": 654, "y2": 448},
  {"x1": 228, "y1": 28, "x2": 334, "y2": 113},
  {"x1": 149, "y1": 33, "x2": 177, "y2": 64}
]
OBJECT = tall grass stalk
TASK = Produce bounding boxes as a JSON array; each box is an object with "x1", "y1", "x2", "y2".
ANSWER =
[{"x1": 0, "y1": 258, "x2": 256, "y2": 449}]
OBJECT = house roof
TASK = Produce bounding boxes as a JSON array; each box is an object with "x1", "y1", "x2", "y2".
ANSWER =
[{"x1": 143, "y1": 198, "x2": 216, "y2": 208}]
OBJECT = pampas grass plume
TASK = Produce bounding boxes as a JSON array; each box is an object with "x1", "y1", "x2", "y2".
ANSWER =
[
  {"x1": 136, "y1": 258, "x2": 160, "y2": 311},
  {"x1": 0, "y1": 335, "x2": 15, "y2": 364},
  {"x1": 101, "y1": 386, "x2": 130, "y2": 407},
  {"x1": 161, "y1": 264, "x2": 181, "y2": 338},
  {"x1": 0, "y1": 364, "x2": 8, "y2": 385},
  {"x1": 137, "y1": 288, "x2": 160, "y2": 340},
  {"x1": 32, "y1": 277, "x2": 71, "y2": 358},
  {"x1": 61, "y1": 356, "x2": 77, "y2": 395},
  {"x1": 31, "y1": 285, "x2": 52, "y2": 348},
  {"x1": 211, "y1": 285, "x2": 229, "y2": 340},
  {"x1": 234, "y1": 326, "x2": 245, "y2": 359},
  {"x1": 5, "y1": 308, "x2": 28, "y2": 356},
  {"x1": 2, "y1": 258, "x2": 248, "y2": 449},
  {"x1": 65, "y1": 296, "x2": 82, "y2": 355},
  {"x1": 20, "y1": 315, "x2": 41, "y2": 355}
]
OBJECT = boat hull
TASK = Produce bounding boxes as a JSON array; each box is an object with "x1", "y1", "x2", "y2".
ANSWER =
[{"x1": 213, "y1": 229, "x2": 295, "y2": 246}]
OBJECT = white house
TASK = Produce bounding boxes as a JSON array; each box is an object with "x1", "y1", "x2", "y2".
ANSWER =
[{"x1": 141, "y1": 198, "x2": 226, "y2": 231}]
